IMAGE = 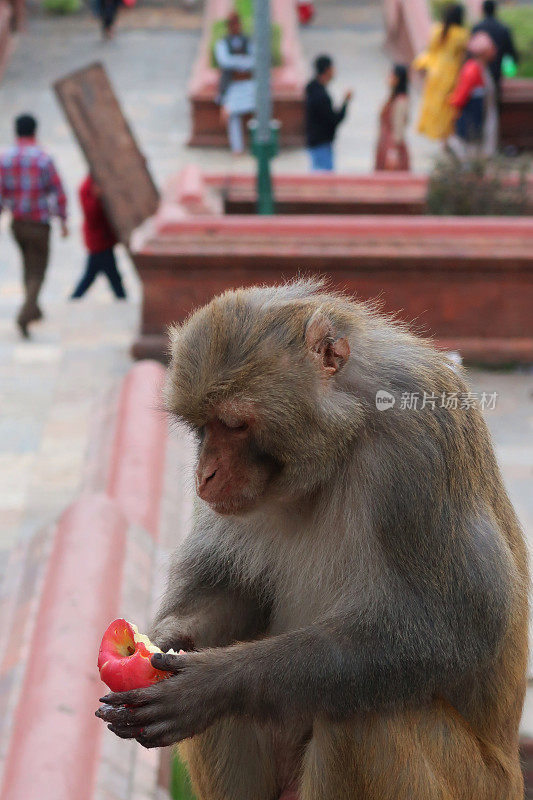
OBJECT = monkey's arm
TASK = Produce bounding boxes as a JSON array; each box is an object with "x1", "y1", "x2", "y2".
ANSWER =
[
  {"x1": 98, "y1": 511, "x2": 513, "y2": 747},
  {"x1": 151, "y1": 586, "x2": 268, "y2": 651},
  {"x1": 149, "y1": 515, "x2": 270, "y2": 651}
]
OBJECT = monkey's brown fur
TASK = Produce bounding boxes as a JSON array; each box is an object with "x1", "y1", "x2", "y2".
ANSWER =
[{"x1": 99, "y1": 280, "x2": 528, "y2": 800}]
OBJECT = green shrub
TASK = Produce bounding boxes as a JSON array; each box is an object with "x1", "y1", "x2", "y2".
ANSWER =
[
  {"x1": 427, "y1": 154, "x2": 530, "y2": 216},
  {"x1": 499, "y1": 6, "x2": 533, "y2": 79},
  {"x1": 171, "y1": 752, "x2": 196, "y2": 800},
  {"x1": 43, "y1": 0, "x2": 81, "y2": 14},
  {"x1": 234, "y1": 0, "x2": 252, "y2": 18},
  {"x1": 209, "y1": 19, "x2": 282, "y2": 68}
]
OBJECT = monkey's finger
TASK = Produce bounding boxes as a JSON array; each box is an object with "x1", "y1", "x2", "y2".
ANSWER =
[
  {"x1": 96, "y1": 704, "x2": 129, "y2": 724},
  {"x1": 107, "y1": 723, "x2": 144, "y2": 740},
  {"x1": 99, "y1": 689, "x2": 153, "y2": 707},
  {"x1": 95, "y1": 702, "x2": 119, "y2": 719},
  {"x1": 97, "y1": 705, "x2": 143, "y2": 725},
  {"x1": 137, "y1": 733, "x2": 178, "y2": 749},
  {"x1": 136, "y1": 723, "x2": 185, "y2": 749},
  {"x1": 151, "y1": 652, "x2": 188, "y2": 673},
  {"x1": 97, "y1": 701, "x2": 173, "y2": 727}
]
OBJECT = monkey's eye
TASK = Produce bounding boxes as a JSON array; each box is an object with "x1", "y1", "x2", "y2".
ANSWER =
[
  {"x1": 221, "y1": 419, "x2": 248, "y2": 432},
  {"x1": 196, "y1": 425, "x2": 206, "y2": 443}
]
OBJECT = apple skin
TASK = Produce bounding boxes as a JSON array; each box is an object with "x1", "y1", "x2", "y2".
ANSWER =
[{"x1": 98, "y1": 619, "x2": 171, "y2": 692}]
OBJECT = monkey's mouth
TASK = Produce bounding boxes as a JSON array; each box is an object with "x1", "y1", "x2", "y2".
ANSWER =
[{"x1": 206, "y1": 495, "x2": 257, "y2": 516}]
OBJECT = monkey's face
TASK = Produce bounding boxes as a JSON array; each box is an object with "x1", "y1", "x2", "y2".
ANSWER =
[
  {"x1": 194, "y1": 411, "x2": 280, "y2": 515},
  {"x1": 165, "y1": 285, "x2": 365, "y2": 512}
]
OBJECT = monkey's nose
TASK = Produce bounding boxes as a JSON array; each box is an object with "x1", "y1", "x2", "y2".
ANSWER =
[{"x1": 197, "y1": 467, "x2": 217, "y2": 496}]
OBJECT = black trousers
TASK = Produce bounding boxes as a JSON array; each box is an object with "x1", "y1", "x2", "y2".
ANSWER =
[
  {"x1": 71, "y1": 248, "x2": 126, "y2": 299},
  {"x1": 99, "y1": 0, "x2": 120, "y2": 31}
]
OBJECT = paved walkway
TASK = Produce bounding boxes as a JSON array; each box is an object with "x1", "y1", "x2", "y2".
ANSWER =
[{"x1": 0, "y1": 0, "x2": 532, "y2": 724}]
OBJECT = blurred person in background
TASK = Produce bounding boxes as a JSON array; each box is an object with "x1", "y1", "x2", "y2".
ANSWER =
[
  {"x1": 448, "y1": 31, "x2": 498, "y2": 161},
  {"x1": 305, "y1": 54, "x2": 353, "y2": 171},
  {"x1": 297, "y1": 1, "x2": 315, "y2": 25},
  {"x1": 215, "y1": 11, "x2": 255, "y2": 155},
  {"x1": 413, "y1": 3, "x2": 468, "y2": 142},
  {"x1": 70, "y1": 174, "x2": 126, "y2": 300},
  {"x1": 472, "y1": 1, "x2": 520, "y2": 96},
  {"x1": 0, "y1": 114, "x2": 68, "y2": 339},
  {"x1": 375, "y1": 64, "x2": 410, "y2": 171},
  {"x1": 96, "y1": 0, "x2": 123, "y2": 40}
]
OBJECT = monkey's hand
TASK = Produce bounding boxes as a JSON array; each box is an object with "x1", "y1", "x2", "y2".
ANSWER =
[
  {"x1": 149, "y1": 618, "x2": 196, "y2": 655},
  {"x1": 96, "y1": 653, "x2": 228, "y2": 748}
]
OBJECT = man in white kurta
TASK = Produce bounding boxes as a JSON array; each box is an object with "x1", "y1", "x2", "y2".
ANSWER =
[{"x1": 214, "y1": 12, "x2": 256, "y2": 154}]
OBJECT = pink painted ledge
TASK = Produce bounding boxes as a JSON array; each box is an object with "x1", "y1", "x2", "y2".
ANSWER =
[
  {"x1": 164, "y1": 164, "x2": 223, "y2": 216},
  {"x1": 133, "y1": 209, "x2": 533, "y2": 244},
  {"x1": 0, "y1": 361, "x2": 174, "y2": 800},
  {"x1": 158, "y1": 168, "x2": 431, "y2": 221},
  {"x1": 0, "y1": 493, "x2": 128, "y2": 800},
  {"x1": 81, "y1": 360, "x2": 168, "y2": 538},
  {"x1": 143, "y1": 169, "x2": 533, "y2": 243},
  {"x1": 107, "y1": 360, "x2": 168, "y2": 539}
]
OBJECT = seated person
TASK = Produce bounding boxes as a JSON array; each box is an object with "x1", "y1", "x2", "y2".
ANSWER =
[{"x1": 215, "y1": 11, "x2": 255, "y2": 155}]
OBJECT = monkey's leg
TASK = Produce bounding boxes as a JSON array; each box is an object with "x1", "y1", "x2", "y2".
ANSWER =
[
  {"x1": 300, "y1": 702, "x2": 523, "y2": 800},
  {"x1": 179, "y1": 719, "x2": 279, "y2": 800}
]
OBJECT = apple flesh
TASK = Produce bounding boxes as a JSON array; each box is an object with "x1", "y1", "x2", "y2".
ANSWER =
[{"x1": 98, "y1": 618, "x2": 176, "y2": 692}]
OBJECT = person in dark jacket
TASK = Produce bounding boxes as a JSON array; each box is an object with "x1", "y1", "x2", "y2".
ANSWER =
[
  {"x1": 472, "y1": 0, "x2": 519, "y2": 93},
  {"x1": 305, "y1": 55, "x2": 353, "y2": 171},
  {"x1": 70, "y1": 174, "x2": 126, "y2": 300}
]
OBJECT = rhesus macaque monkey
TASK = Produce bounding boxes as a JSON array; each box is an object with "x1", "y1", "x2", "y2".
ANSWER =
[{"x1": 98, "y1": 281, "x2": 528, "y2": 800}]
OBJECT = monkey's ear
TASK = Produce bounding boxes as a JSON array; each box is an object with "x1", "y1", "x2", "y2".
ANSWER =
[{"x1": 305, "y1": 311, "x2": 350, "y2": 377}]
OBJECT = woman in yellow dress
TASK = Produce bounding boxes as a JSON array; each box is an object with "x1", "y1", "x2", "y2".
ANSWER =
[{"x1": 413, "y1": 4, "x2": 469, "y2": 141}]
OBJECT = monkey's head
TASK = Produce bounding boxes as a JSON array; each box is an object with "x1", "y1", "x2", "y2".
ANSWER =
[{"x1": 165, "y1": 282, "x2": 367, "y2": 515}]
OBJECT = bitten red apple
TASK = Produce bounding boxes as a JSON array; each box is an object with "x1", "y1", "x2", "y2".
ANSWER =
[{"x1": 98, "y1": 618, "x2": 175, "y2": 692}]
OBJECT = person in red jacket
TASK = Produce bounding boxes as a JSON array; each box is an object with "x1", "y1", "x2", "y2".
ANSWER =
[
  {"x1": 447, "y1": 31, "x2": 498, "y2": 161},
  {"x1": 70, "y1": 174, "x2": 126, "y2": 299}
]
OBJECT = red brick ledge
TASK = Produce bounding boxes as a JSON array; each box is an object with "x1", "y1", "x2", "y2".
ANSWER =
[
  {"x1": 437, "y1": 338, "x2": 533, "y2": 365},
  {"x1": 0, "y1": 493, "x2": 128, "y2": 800}
]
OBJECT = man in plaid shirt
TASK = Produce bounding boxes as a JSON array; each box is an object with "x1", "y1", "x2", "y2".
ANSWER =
[{"x1": 0, "y1": 114, "x2": 69, "y2": 337}]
